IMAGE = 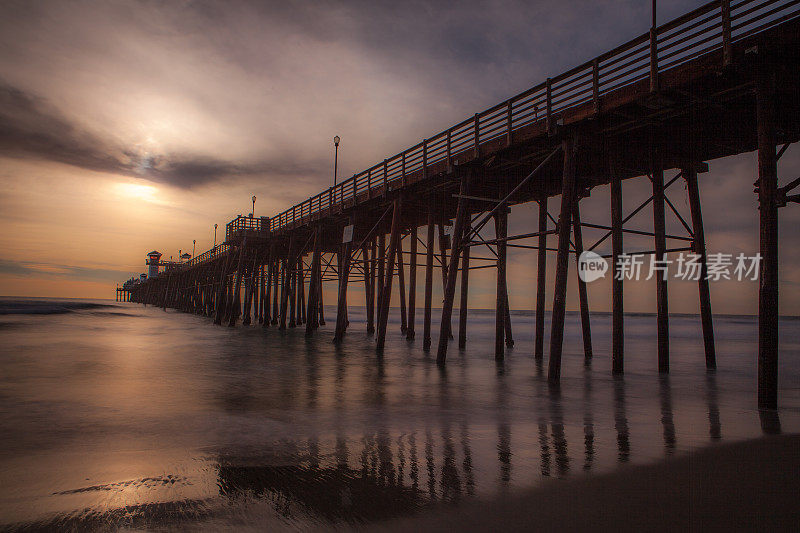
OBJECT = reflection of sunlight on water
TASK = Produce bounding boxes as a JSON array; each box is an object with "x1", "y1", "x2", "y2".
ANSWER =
[{"x1": 0, "y1": 301, "x2": 798, "y2": 530}]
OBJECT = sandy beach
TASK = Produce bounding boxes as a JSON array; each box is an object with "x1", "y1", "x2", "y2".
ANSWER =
[{"x1": 368, "y1": 434, "x2": 800, "y2": 532}]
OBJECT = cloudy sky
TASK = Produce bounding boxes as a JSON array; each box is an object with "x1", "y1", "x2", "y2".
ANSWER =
[{"x1": 0, "y1": 0, "x2": 797, "y2": 314}]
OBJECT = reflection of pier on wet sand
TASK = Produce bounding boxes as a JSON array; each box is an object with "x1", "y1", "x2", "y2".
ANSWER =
[
  {"x1": 371, "y1": 434, "x2": 800, "y2": 532},
  {"x1": 11, "y1": 431, "x2": 794, "y2": 531},
  {"x1": 2, "y1": 307, "x2": 796, "y2": 531},
  {"x1": 7, "y1": 363, "x2": 789, "y2": 531}
]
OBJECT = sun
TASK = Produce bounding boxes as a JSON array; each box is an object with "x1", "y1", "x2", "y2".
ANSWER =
[{"x1": 114, "y1": 182, "x2": 161, "y2": 203}]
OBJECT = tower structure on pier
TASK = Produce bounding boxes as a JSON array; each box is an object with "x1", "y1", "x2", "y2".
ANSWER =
[{"x1": 147, "y1": 251, "x2": 162, "y2": 278}]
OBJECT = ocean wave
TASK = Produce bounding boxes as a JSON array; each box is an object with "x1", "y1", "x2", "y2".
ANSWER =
[{"x1": 0, "y1": 300, "x2": 114, "y2": 315}]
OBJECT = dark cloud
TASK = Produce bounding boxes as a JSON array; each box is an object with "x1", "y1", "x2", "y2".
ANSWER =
[
  {"x1": 0, "y1": 82, "x2": 325, "y2": 188},
  {"x1": 146, "y1": 154, "x2": 325, "y2": 189},
  {"x1": 0, "y1": 82, "x2": 124, "y2": 176},
  {"x1": 0, "y1": 0, "x2": 704, "y2": 193}
]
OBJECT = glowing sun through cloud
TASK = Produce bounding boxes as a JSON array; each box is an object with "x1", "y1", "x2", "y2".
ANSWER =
[{"x1": 113, "y1": 182, "x2": 165, "y2": 205}]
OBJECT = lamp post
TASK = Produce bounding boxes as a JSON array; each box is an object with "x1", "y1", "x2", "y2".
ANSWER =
[
  {"x1": 252, "y1": 195, "x2": 257, "y2": 217},
  {"x1": 333, "y1": 135, "x2": 340, "y2": 186},
  {"x1": 214, "y1": 224, "x2": 218, "y2": 248},
  {"x1": 192, "y1": 239, "x2": 196, "y2": 258},
  {"x1": 652, "y1": 0, "x2": 657, "y2": 28}
]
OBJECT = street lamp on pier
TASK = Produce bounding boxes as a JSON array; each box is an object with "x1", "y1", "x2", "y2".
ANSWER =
[
  {"x1": 214, "y1": 224, "x2": 218, "y2": 248},
  {"x1": 333, "y1": 135, "x2": 340, "y2": 186}
]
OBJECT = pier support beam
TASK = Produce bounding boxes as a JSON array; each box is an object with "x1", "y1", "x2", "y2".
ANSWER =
[
  {"x1": 243, "y1": 254, "x2": 259, "y2": 326},
  {"x1": 573, "y1": 199, "x2": 592, "y2": 360},
  {"x1": 258, "y1": 263, "x2": 265, "y2": 324},
  {"x1": 757, "y1": 63, "x2": 779, "y2": 410},
  {"x1": 437, "y1": 173, "x2": 470, "y2": 365},
  {"x1": 423, "y1": 209, "x2": 435, "y2": 349},
  {"x1": 535, "y1": 197, "x2": 548, "y2": 360},
  {"x1": 611, "y1": 173, "x2": 624, "y2": 374},
  {"x1": 407, "y1": 226, "x2": 418, "y2": 339},
  {"x1": 504, "y1": 288, "x2": 514, "y2": 347},
  {"x1": 438, "y1": 224, "x2": 448, "y2": 289},
  {"x1": 367, "y1": 239, "x2": 376, "y2": 333},
  {"x1": 494, "y1": 207, "x2": 509, "y2": 361},
  {"x1": 306, "y1": 226, "x2": 322, "y2": 335},
  {"x1": 289, "y1": 255, "x2": 297, "y2": 328},
  {"x1": 377, "y1": 198, "x2": 403, "y2": 352},
  {"x1": 252, "y1": 265, "x2": 259, "y2": 323},
  {"x1": 242, "y1": 267, "x2": 254, "y2": 326},
  {"x1": 254, "y1": 265, "x2": 260, "y2": 323},
  {"x1": 684, "y1": 166, "x2": 716, "y2": 369},
  {"x1": 368, "y1": 237, "x2": 377, "y2": 332},
  {"x1": 397, "y1": 239, "x2": 407, "y2": 334},
  {"x1": 548, "y1": 136, "x2": 577, "y2": 384},
  {"x1": 334, "y1": 224, "x2": 352, "y2": 343},
  {"x1": 228, "y1": 240, "x2": 247, "y2": 327},
  {"x1": 363, "y1": 240, "x2": 374, "y2": 334},
  {"x1": 271, "y1": 254, "x2": 279, "y2": 325},
  {"x1": 298, "y1": 255, "x2": 306, "y2": 325},
  {"x1": 377, "y1": 233, "x2": 386, "y2": 320},
  {"x1": 318, "y1": 265, "x2": 325, "y2": 326},
  {"x1": 438, "y1": 223, "x2": 452, "y2": 340},
  {"x1": 279, "y1": 238, "x2": 293, "y2": 330},
  {"x1": 652, "y1": 165, "x2": 669, "y2": 373},
  {"x1": 263, "y1": 251, "x2": 273, "y2": 327},
  {"x1": 162, "y1": 275, "x2": 171, "y2": 311},
  {"x1": 458, "y1": 219, "x2": 470, "y2": 350}
]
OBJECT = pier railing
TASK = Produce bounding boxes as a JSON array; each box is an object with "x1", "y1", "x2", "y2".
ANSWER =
[
  {"x1": 184, "y1": 243, "x2": 232, "y2": 269},
  {"x1": 225, "y1": 215, "x2": 271, "y2": 242},
  {"x1": 267, "y1": 0, "x2": 798, "y2": 233},
  {"x1": 155, "y1": 216, "x2": 270, "y2": 274}
]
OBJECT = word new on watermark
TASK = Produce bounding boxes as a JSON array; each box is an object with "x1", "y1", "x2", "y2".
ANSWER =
[{"x1": 578, "y1": 251, "x2": 761, "y2": 283}]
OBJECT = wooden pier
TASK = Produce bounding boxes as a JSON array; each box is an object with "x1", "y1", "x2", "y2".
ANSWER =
[{"x1": 122, "y1": 0, "x2": 800, "y2": 409}]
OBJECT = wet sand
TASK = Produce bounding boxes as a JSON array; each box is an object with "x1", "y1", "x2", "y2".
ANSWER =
[
  {"x1": 368, "y1": 434, "x2": 800, "y2": 532},
  {"x1": 2, "y1": 301, "x2": 799, "y2": 530}
]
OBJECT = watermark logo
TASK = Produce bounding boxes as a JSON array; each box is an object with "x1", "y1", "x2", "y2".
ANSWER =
[
  {"x1": 577, "y1": 251, "x2": 760, "y2": 283},
  {"x1": 578, "y1": 251, "x2": 608, "y2": 283},
  {"x1": 615, "y1": 252, "x2": 760, "y2": 281}
]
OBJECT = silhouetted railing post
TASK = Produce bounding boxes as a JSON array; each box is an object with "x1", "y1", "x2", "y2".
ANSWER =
[
  {"x1": 649, "y1": 2, "x2": 658, "y2": 92},
  {"x1": 506, "y1": 101, "x2": 513, "y2": 147},
  {"x1": 721, "y1": 0, "x2": 732, "y2": 66}
]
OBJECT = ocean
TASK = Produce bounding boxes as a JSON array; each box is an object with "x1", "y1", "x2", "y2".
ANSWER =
[{"x1": 0, "y1": 297, "x2": 798, "y2": 530}]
